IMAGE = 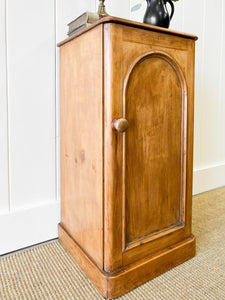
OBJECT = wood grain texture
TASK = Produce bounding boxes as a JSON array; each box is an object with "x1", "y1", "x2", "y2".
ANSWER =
[
  {"x1": 107, "y1": 235, "x2": 196, "y2": 299},
  {"x1": 59, "y1": 18, "x2": 196, "y2": 298},
  {"x1": 58, "y1": 224, "x2": 107, "y2": 298},
  {"x1": 123, "y1": 51, "x2": 185, "y2": 246},
  {"x1": 103, "y1": 22, "x2": 124, "y2": 272},
  {"x1": 103, "y1": 22, "x2": 195, "y2": 269},
  {"x1": 59, "y1": 224, "x2": 196, "y2": 299},
  {"x1": 58, "y1": 16, "x2": 198, "y2": 47},
  {"x1": 60, "y1": 25, "x2": 103, "y2": 268}
]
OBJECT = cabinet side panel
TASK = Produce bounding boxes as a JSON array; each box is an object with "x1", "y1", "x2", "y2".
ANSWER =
[{"x1": 60, "y1": 26, "x2": 103, "y2": 268}]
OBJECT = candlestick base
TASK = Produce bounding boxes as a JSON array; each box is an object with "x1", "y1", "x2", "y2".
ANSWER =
[{"x1": 98, "y1": 0, "x2": 109, "y2": 17}]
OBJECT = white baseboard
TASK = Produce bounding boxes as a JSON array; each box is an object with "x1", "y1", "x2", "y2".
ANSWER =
[
  {"x1": 0, "y1": 201, "x2": 60, "y2": 255},
  {"x1": 193, "y1": 163, "x2": 225, "y2": 195}
]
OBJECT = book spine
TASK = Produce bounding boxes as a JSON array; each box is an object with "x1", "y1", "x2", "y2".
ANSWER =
[
  {"x1": 68, "y1": 23, "x2": 92, "y2": 37},
  {"x1": 68, "y1": 12, "x2": 99, "y2": 33}
]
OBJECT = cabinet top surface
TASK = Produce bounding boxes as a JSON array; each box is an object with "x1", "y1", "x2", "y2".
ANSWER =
[{"x1": 58, "y1": 16, "x2": 198, "y2": 47}]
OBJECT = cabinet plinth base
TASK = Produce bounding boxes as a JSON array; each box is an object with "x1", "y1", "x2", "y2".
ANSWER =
[{"x1": 58, "y1": 224, "x2": 196, "y2": 299}]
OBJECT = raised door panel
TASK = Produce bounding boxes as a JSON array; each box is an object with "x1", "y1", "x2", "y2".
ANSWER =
[
  {"x1": 104, "y1": 23, "x2": 195, "y2": 270},
  {"x1": 124, "y1": 52, "x2": 185, "y2": 249}
]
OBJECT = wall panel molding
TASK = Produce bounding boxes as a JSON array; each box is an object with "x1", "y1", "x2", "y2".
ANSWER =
[
  {"x1": 0, "y1": 0, "x2": 9, "y2": 212},
  {"x1": 218, "y1": 0, "x2": 225, "y2": 162},
  {"x1": 0, "y1": 0, "x2": 58, "y2": 255},
  {"x1": 7, "y1": 0, "x2": 56, "y2": 209}
]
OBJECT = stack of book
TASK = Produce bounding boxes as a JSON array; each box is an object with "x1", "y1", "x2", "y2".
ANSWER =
[{"x1": 67, "y1": 12, "x2": 100, "y2": 37}]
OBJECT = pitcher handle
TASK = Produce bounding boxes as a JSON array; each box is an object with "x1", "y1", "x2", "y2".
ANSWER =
[{"x1": 166, "y1": 0, "x2": 174, "y2": 20}]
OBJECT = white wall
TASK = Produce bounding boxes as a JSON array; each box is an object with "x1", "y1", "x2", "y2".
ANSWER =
[
  {"x1": 0, "y1": 0, "x2": 59, "y2": 255},
  {"x1": 0, "y1": 0, "x2": 129, "y2": 255},
  {"x1": 131, "y1": 0, "x2": 225, "y2": 195},
  {"x1": 0, "y1": 0, "x2": 224, "y2": 254},
  {"x1": 0, "y1": 0, "x2": 9, "y2": 216}
]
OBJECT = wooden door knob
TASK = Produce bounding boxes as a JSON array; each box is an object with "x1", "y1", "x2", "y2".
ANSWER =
[{"x1": 112, "y1": 118, "x2": 129, "y2": 133}]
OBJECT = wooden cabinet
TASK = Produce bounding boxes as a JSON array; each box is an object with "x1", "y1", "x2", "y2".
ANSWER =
[{"x1": 58, "y1": 17, "x2": 197, "y2": 299}]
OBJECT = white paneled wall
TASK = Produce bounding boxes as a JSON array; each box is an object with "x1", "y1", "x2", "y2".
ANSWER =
[
  {"x1": 7, "y1": 0, "x2": 56, "y2": 209},
  {"x1": 179, "y1": 0, "x2": 225, "y2": 194},
  {"x1": 0, "y1": 0, "x2": 9, "y2": 214},
  {"x1": 0, "y1": 0, "x2": 130, "y2": 255},
  {"x1": 0, "y1": 0, "x2": 224, "y2": 254},
  {"x1": 0, "y1": 0, "x2": 59, "y2": 255},
  {"x1": 131, "y1": 0, "x2": 225, "y2": 195}
]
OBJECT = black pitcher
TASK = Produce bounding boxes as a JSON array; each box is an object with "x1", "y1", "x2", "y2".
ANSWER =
[{"x1": 143, "y1": 0, "x2": 174, "y2": 28}]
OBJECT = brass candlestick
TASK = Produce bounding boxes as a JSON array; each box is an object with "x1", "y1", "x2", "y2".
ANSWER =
[{"x1": 98, "y1": 0, "x2": 109, "y2": 16}]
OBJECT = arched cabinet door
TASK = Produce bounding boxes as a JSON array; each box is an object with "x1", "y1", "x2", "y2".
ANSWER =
[
  {"x1": 103, "y1": 23, "x2": 195, "y2": 272},
  {"x1": 121, "y1": 51, "x2": 187, "y2": 253}
]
